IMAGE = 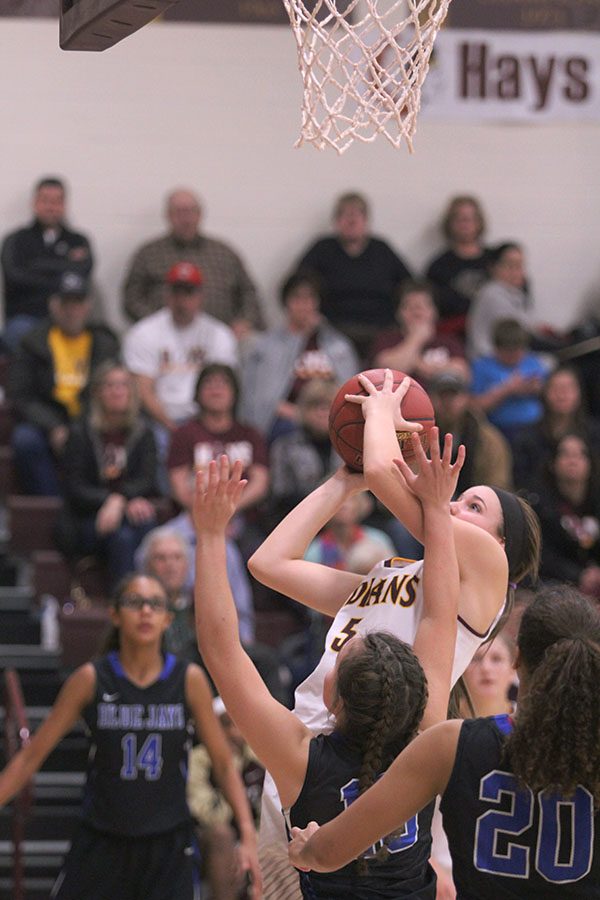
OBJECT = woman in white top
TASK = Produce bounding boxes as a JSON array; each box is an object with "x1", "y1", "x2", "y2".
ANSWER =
[{"x1": 250, "y1": 370, "x2": 542, "y2": 899}]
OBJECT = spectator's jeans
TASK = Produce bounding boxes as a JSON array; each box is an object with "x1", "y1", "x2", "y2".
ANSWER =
[
  {"x1": 75, "y1": 516, "x2": 156, "y2": 587},
  {"x1": 12, "y1": 423, "x2": 62, "y2": 495}
]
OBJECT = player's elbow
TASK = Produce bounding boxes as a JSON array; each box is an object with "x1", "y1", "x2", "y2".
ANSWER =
[{"x1": 247, "y1": 547, "x2": 269, "y2": 584}]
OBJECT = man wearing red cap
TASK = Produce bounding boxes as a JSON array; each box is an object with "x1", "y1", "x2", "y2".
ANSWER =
[{"x1": 123, "y1": 261, "x2": 238, "y2": 489}]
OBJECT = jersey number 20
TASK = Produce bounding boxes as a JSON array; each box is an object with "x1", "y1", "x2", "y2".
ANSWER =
[{"x1": 474, "y1": 770, "x2": 593, "y2": 883}]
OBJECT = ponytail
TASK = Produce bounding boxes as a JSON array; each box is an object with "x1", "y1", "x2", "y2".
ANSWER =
[
  {"x1": 100, "y1": 625, "x2": 120, "y2": 654},
  {"x1": 507, "y1": 587, "x2": 600, "y2": 803}
]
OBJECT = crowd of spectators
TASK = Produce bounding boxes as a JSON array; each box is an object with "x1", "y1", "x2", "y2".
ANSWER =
[{"x1": 2, "y1": 174, "x2": 600, "y2": 672}]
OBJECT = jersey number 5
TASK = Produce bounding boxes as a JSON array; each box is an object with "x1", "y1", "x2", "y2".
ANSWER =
[
  {"x1": 331, "y1": 618, "x2": 362, "y2": 653},
  {"x1": 474, "y1": 770, "x2": 594, "y2": 883}
]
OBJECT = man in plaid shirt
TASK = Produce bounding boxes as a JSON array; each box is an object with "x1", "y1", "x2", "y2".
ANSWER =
[{"x1": 122, "y1": 188, "x2": 265, "y2": 339}]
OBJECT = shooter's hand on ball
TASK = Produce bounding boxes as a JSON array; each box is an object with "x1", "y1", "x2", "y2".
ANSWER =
[
  {"x1": 394, "y1": 428, "x2": 465, "y2": 507},
  {"x1": 288, "y1": 822, "x2": 321, "y2": 871},
  {"x1": 345, "y1": 369, "x2": 423, "y2": 434}
]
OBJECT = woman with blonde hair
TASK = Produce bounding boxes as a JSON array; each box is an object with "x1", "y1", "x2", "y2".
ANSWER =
[{"x1": 57, "y1": 361, "x2": 158, "y2": 584}]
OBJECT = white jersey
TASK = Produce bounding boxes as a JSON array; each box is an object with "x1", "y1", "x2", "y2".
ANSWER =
[
  {"x1": 123, "y1": 308, "x2": 239, "y2": 421},
  {"x1": 258, "y1": 555, "x2": 505, "y2": 900},
  {"x1": 294, "y1": 555, "x2": 504, "y2": 734}
]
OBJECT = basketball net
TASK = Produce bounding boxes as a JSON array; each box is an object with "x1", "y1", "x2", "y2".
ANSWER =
[{"x1": 283, "y1": 0, "x2": 452, "y2": 154}]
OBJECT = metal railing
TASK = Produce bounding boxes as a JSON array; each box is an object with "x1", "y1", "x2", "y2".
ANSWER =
[{"x1": 3, "y1": 668, "x2": 32, "y2": 900}]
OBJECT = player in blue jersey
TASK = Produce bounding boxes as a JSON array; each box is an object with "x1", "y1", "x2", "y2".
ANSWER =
[
  {"x1": 0, "y1": 573, "x2": 261, "y2": 900},
  {"x1": 250, "y1": 371, "x2": 542, "y2": 899},
  {"x1": 193, "y1": 440, "x2": 464, "y2": 899},
  {"x1": 289, "y1": 585, "x2": 600, "y2": 899}
]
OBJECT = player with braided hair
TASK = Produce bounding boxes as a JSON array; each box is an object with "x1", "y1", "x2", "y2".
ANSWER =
[
  {"x1": 342, "y1": 632, "x2": 428, "y2": 878},
  {"x1": 250, "y1": 373, "x2": 540, "y2": 899},
  {"x1": 289, "y1": 585, "x2": 600, "y2": 898},
  {"x1": 193, "y1": 441, "x2": 463, "y2": 898}
]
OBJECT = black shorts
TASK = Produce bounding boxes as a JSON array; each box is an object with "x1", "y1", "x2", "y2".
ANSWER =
[{"x1": 51, "y1": 821, "x2": 201, "y2": 900}]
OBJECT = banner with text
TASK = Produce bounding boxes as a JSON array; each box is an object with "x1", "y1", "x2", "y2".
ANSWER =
[{"x1": 421, "y1": 28, "x2": 600, "y2": 121}]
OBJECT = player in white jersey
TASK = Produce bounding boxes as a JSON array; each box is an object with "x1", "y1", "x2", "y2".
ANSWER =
[{"x1": 250, "y1": 371, "x2": 542, "y2": 899}]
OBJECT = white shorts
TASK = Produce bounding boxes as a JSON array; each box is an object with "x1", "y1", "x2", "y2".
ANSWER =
[{"x1": 258, "y1": 771, "x2": 302, "y2": 900}]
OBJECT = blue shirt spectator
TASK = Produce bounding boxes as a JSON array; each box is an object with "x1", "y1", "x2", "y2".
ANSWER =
[{"x1": 470, "y1": 318, "x2": 548, "y2": 446}]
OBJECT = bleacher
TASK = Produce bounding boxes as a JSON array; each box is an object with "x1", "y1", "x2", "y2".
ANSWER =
[
  {"x1": 0, "y1": 345, "x2": 306, "y2": 896},
  {"x1": 0, "y1": 352, "x2": 106, "y2": 896},
  {"x1": 0, "y1": 591, "x2": 90, "y2": 898}
]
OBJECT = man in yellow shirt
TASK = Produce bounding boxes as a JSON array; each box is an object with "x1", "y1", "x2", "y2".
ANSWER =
[{"x1": 9, "y1": 271, "x2": 119, "y2": 494}]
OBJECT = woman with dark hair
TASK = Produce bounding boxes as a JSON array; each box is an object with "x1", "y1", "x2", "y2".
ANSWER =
[
  {"x1": 250, "y1": 372, "x2": 541, "y2": 897},
  {"x1": 167, "y1": 361, "x2": 270, "y2": 562},
  {"x1": 530, "y1": 431, "x2": 600, "y2": 598},
  {"x1": 425, "y1": 195, "x2": 491, "y2": 339},
  {"x1": 168, "y1": 362, "x2": 269, "y2": 517},
  {"x1": 56, "y1": 362, "x2": 158, "y2": 584},
  {"x1": 252, "y1": 372, "x2": 540, "y2": 695},
  {"x1": 467, "y1": 242, "x2": 536, "y2": 359},
  {"x1": 513, "y1": 364, "x2": 600, "y2": 489},
  {"x1": 194, "y1": 439, "x2": 464, "y2": 898},
  {"x1": 289, "y1": 586, "x2": 600, "y2": 899},
  {"x1": 0, "y1": 573, "x2": 261, "y2": 900}
]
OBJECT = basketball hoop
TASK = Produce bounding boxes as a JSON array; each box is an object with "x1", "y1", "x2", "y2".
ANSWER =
[{"x1": 283, "y1": 0, "x2": 452, "y2": 153}]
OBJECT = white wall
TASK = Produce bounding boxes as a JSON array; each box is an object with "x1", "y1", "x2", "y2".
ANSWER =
[{"x1": 1, "y1": 17, "x2": 599, "y2": 333}]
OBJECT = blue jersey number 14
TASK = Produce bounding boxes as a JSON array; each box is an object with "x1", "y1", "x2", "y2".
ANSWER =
[
  {"x1": 474, "y1": 770, "x2": 593, "y2": 883},
  {"x1": 120, "y1": 733, "x2": 163, "y2": 781}
]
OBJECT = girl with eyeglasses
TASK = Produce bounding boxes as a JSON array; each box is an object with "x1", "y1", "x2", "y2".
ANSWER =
[{"x1": 0, "y1": 573, "x2": 261, "y2": 900}]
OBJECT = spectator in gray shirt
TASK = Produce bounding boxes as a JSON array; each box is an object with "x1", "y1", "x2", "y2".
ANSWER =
[{"x1": 241, "y1": 271, "x2": 359, "y2": 440}]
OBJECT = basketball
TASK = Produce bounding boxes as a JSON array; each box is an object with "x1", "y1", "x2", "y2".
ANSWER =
[{"x1": 328, "y1": 369, "x2": 435, "y2": 471}]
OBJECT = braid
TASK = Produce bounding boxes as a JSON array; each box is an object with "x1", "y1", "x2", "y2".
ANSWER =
[
  {"x1": 334, "y1": 632, "x2": 428, "y2": 876},
  {"x1": 353, "y1": 647, "x2": 397, "y2": 878},
  {"x1": 356, "y1": 643, "x2": 398, "y2": 797}
]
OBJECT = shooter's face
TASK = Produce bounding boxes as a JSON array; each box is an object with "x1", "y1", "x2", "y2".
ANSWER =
[{"x1": 450, "y1": 486, "x2": 504, "y2": 542}]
